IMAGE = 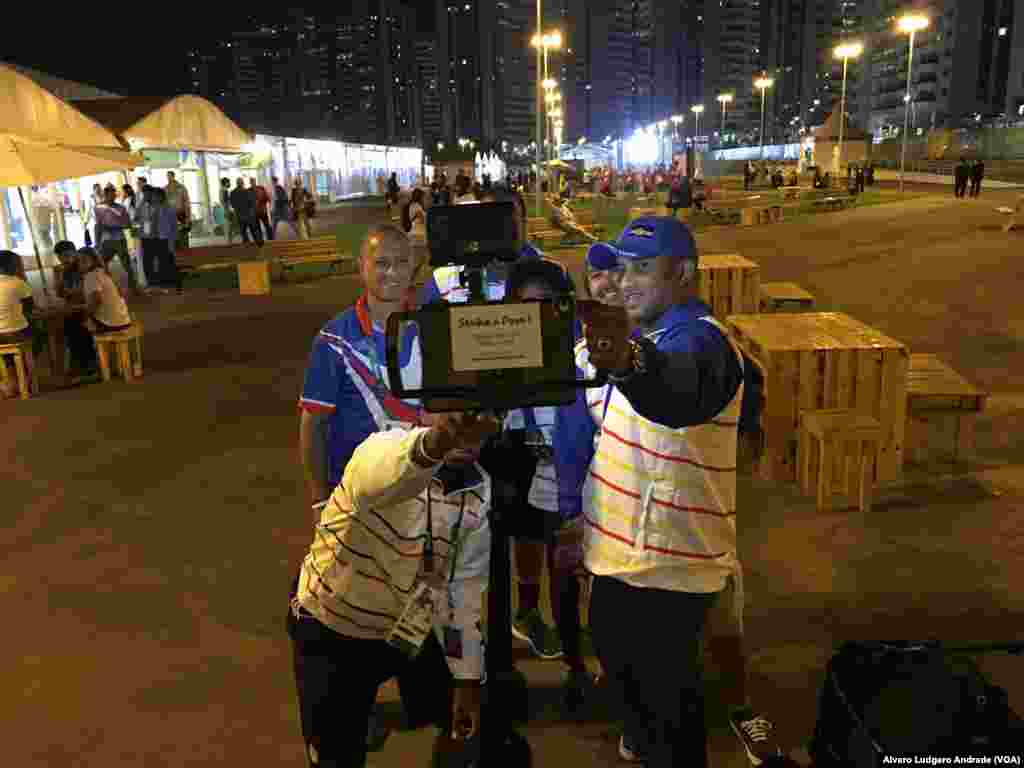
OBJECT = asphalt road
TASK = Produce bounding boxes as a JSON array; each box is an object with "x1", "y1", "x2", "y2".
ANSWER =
[{"x1": 2, "y1": 190, "x2": 1022, "y2": 767}]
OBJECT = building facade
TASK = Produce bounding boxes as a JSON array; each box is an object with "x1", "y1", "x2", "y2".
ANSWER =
[
  {"x1": 187, "y1": 4, "x2": 419, "y2": 145},
  {"x1": 858, "y1": 0, "x2": 1022, "y2": 139}
]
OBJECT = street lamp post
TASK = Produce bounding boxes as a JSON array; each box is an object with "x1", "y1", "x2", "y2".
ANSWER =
[
  {"x1": 833, "y1": 42, "x2": 864, "y2": 177},
  {"x1": 897, "y1": 14, "x2": 929, "y2": 193},
  {"x1": 717, "y1": 93, "x2": 733, "y2": 141},
  {"x1": 691, "y1": 104, "x2": 704, "y2": 151},
  {"x1": 534, "y1": 1, "x2": 542, "y2": 215},
  {"x1": 755, "y1": 76, "x2": 774, "y2": 159}
]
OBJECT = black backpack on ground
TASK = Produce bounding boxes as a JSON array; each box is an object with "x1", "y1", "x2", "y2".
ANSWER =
[{"x1": 810, "y1": 640, "x2": 1023, "y2": 766}]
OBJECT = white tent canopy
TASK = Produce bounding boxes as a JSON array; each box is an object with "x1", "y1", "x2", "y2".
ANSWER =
[
  {"x1": 72, "y1": 95, "x2": 252, "y2": 153},
  {"x1": 0, "y1": 63, "x2": 122, "y2": 147}
]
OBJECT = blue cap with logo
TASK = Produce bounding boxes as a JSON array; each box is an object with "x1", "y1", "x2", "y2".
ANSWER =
[
  {"x1": 585, "y1": 242, "x2": 623, "y2": 272},
  {"x1": 614, "y1": 216, "x2": 698, "y2": 262}
]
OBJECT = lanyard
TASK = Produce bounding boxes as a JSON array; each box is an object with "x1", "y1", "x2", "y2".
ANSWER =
[{"x1": 423, "y1": 486, "x2": 467, "y2": 585}]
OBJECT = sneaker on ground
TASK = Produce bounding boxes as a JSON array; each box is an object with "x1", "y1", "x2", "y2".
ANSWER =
[
  {"x1": 510, "y1": 607, "x2": 563, "y2": 660},
  {"x1": 730, "y1": 707, "x2": 784, "y2": 767},
  {"x1": 618, "y1": 733, "x2": 646, "y2": 763}
]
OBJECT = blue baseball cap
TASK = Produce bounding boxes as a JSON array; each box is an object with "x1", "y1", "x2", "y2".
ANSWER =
[
  {"x1": 615, "y1": 216, "x2": 697, "y2": 262},
  {"x1": 585, "y1": 242, "x2": 623, "y2": 271}
]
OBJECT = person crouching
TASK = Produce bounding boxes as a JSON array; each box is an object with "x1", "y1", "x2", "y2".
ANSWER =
[{"x1": 287, "y1": 412, "x2": 501, "y2": 767}]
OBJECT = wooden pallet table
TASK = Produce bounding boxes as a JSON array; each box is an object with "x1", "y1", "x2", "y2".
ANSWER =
[
  {"x1": 725, "y1": 312, "x2": 909, "y2": 486},
  {"x1": 759, "y1": 282, "x2": 816, "y2": 313},
  {"x1": 698, "y1": 253, "x2": 760, "y2": 320},
  {"x1": 905, "y1": 353, "x2": 988, "y2": 466}
]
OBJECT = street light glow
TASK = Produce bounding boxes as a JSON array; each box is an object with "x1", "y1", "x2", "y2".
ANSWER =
[
  {"x1": 897, "y1": 14, "x2": 929, "y2": 33},
  {"x1": 543, "y1": 78, "x2": 557, "y2": 90},
  {"x1": 531, "y1": 31, "x2": 562, "y2": 49},
  {"x1": 755, "y1": 77, "x2": 774, "y2": 90},
  {"x1": 691, "y1": 104, "x2": 705, "y2": 114},
  {"x1": 671, "y1": 115, "x2": 683, "y2": 124},
  {"x1": 834, "y1": 42, "x2": 864, "y2": 60},
  {"x1": 717, "y1": 93, "x2": 734, "y2": 104}
]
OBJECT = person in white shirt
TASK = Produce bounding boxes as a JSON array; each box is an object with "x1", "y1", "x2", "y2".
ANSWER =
[
  {"x1": 0, "y1": 250, "x2": 38, "y2": 397},
  {"x1": 79, "y1": 248, "x2": 133, "y2": 333},
  {"x1": 405, "y1": 188, "x2": 429, "y2": 281},
  {"x1": 288, "y1": 411, "x2": 499, "y2": 767}
]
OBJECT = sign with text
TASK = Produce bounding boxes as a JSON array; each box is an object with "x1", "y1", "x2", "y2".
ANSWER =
[{"x1": 449, "y1": 303, "x2": 544, "y2": 372}]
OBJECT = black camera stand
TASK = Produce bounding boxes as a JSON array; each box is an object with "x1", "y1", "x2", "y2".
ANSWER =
[{"x1": 464, "y1": 265, "x2": 534, "y2": 768}]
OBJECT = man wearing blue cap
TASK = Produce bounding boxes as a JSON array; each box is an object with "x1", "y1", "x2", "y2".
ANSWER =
[{"x1": 569, "y1": 216, "x2": 779, "y2": 767}]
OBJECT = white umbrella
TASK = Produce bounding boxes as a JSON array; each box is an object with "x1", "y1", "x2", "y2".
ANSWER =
[
  {"x1": 1, "y1": 64, "x2": 133, "y2": 296},
  {"x1": 0, "y1": 135, "x2": 143, "y2": 187}
]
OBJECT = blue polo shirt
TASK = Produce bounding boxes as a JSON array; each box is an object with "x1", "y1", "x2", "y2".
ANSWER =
[{"x1": 299, "y1": 304, "x2": 421, "y2": 490}]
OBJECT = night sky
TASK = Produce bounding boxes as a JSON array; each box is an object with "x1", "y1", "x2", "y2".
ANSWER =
[{"x1": 5, "y1": 3, "x2": 434, "y2": 98}]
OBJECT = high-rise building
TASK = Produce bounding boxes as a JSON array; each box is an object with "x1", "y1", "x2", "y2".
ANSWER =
[
  {"x1": 699, "y1": 0, "x2": 765, "y2": 141},
  {"x1": 858, "y1": 0, "x2": 1022, "y2": 138},
  {"x1": 761, "y1": 0, "x2": 866, "y2": 143},
  {"x1": 187, "y1": 4, "x2": 418, "y2": 144},
  {"x1": 417, "y1": 40, "x2": 443, "y2": 147}
]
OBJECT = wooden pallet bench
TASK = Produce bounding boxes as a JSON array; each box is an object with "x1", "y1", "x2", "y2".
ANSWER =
[
  {"x1": 812, "y1": 196, "x2": 853, "y2": 212},
  {"x1": 905, "y1": 353, "x2": 988, "y2": 467},
  {"x1": 697, "y1": 253, "x2": 760, "y2": 320},
  {"x1": 265, "y1": 236, "x2": 355, "y2": 277},
  {"x1": 759, "y1": 282, "x2": 816, "y2": 313},
  {"x1": 726, "y1": 312, "x2": 908, "y2": 486}
]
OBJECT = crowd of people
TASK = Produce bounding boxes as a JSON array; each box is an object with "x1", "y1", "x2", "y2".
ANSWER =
[
  {"x1": 954, "y1": 157, "x2": 986, "y2": 199},
  {"x1": 288, "y1": 182, "x2": 781, "y2": 768},
  {"x1": 218, "y1": 176, "x2": 316, "y2": 244}
]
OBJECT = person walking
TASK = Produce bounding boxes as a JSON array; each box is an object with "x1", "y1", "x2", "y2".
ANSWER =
[
  {"x1": 386, "y1": 172, "x2": 400, "y2": 216},
  {"x1": 230, "y1": 177, "x2": 262, "y2": 246},
  {"x1": 250, "y1": 178, "x2": 273, "y2": 241},
  {"x1": 572, "y1": 216, "x2": 780, "y2": 768},
  {"x1": 163, "y1": 171, "x2": 191, "y2": 250},
  {"x1": 954, "y1": 157, "x2": 970, "y2": 199},
  {"x1": 290, "y1": 179, "x2": 312, "y2": 240},
  {"x1": 970, "y1": 159, "x2": 985, "y2": 198},
  {"x1": 95, "y1": 186, "x2": 142, "y2": 296},
  {"x1": 271, "y1": 177, "x2": 291, "y2": 239}
]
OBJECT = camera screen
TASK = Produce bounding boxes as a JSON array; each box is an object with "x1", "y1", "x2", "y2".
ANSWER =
[
  {"x1": 386, "y1": 297, "x2": 578, "y2": 412},
  {"x1": 426, "y1": 202, "x2": 519, "y2": 267}
]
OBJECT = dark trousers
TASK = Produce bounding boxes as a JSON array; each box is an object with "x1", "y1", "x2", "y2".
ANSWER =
[
  {"x1": 955, "y1": 176, "x2": 969, "y2": 198},
  {"x1": 970, "y1": 178, "x2": 983, "y2": 197},
  {"x1": 589, "y1": 575, "x2": 718, "y2": 768},
  {"x1": 256, "y1": 211, "x2": 274, "y2": 240},
  {"x1": 239, "y1": 217, "x2": 264, "y2": 246},
  {"x1": 287, "y1": 604, "x2": 454, "y2": 768},
  {"x1": 141, "y1": 238, "x2": 167, "y2": 286},
  {"x1": 64, "y1": 312, "x2": 96, "y2": 370},
  {"x1": 101, "y1": 239, "x2": 139, "y2": 292}
]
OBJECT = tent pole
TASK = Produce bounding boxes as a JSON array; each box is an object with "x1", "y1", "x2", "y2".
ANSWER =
[{"x1": 18, "y1": 187, "x2": 50, "y2": 299}]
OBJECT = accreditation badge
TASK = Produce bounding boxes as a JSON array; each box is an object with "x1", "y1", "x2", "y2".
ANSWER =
[{"x1": 386, "y1": 582, "x2": 441, "y2": 660}]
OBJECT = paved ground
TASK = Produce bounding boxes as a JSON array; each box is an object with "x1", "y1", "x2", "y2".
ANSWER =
[{"x1": 3, "y1": 189, "x2": 1023, "y2": 767}]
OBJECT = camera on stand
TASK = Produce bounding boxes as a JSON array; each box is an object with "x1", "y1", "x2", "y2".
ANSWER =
[{"x1": 384, "y1": 201, "x2": 606, "y2": 767}]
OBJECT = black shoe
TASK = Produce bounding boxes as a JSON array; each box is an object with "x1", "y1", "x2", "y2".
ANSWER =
[
  {"x1": 562, "y1": 666, "x2": 596, "y2": 716},
  {"x1": 367, "y1": 712, "x2": 391, "y2": 752}
]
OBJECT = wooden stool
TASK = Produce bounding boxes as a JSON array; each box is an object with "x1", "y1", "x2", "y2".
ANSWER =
[
  {"x1": 0, "y1": 341, "x2": 38, "y2": 400},
  {"x1": 93, "y1": 323, "x2": 143, "y2": 383},
  {"x1": 759, "y1": 282, "x2": 816, "y2": 313},
  {"x1": 798, "y1": 409, "x2": 882, "y2": 513},
  {"x1": 905, "y1": 354, "x2": 987, "y2": 467}
]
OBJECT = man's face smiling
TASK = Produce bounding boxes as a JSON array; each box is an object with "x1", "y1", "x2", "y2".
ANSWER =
[
  {"x1": 361, "y1": 234, "x2": 414, "y2": 304},
  {"x1": 618, "y1": 254, "x2": 680, "y2": 328}
]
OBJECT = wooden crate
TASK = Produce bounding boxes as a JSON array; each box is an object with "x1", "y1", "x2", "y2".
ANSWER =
[
  {"x1": 759, "y1": 282, "x2": 815, "y2": 313},
  {"x1": 238, "y1": 260, "x2": 271, "y2": 295},
  {"x1": 697, "y1": 253, "x2": 760, "y2": 320},
  {"x1": 905, "y1": 353, "x2": 987, "y2": 465},
  {"x1": 725, "y1": 312, "x2": 908, "y2": 486}
]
